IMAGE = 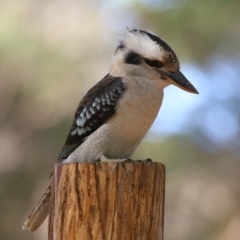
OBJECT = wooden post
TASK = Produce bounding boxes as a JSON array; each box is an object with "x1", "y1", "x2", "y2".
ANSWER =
[{"x1": 48, "y1": 162, "x2": 165, "y2": 240}]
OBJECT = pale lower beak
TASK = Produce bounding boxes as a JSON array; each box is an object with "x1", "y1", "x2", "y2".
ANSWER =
[{"x1": 162, "y1": 70, "x2": 199, "y2": 94}]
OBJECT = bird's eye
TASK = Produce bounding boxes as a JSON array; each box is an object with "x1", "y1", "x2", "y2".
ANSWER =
[
  {"x1": 125, "y1": 51, "x2": 142, "y2": 65},
  {"x1": 144, "y1": 59, "x2": 164, "y2": 68}
]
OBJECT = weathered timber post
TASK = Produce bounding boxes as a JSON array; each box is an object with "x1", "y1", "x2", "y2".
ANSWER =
[{"x1": 48, "y1": 162, "x2": 165, "y2": 240}]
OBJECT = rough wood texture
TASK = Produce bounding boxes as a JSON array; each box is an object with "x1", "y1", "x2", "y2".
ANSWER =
[{"x1": 48, "y1": 162, "x2": 165, "y2": 240}]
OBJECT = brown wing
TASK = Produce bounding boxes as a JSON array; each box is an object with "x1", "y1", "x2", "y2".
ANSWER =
[{"x1": 57, "y1": 74, "x2": 126, "y2": 162}]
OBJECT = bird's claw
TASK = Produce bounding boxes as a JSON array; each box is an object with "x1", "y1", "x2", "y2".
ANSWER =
[
  {"x1": 98, "y1": 155, "x2": 152, "y2": 163},
  {"x1": 98, "y1": 155, "x2": 127, "y2": 163},
  {"x1": 124, "y1": 158, "x2": 133, "y2": 163},
  {"x1": 137, "y1": 158, "x2": 152, "y2": 162}
]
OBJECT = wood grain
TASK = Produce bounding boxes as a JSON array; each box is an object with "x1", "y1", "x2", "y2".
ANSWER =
[{"x1": 48, "y1": 162, "x2": 165, "y2": 240}]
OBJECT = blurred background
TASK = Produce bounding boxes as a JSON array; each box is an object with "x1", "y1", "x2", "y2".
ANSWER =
[{"x1": 1, "y1": 0, "x2": 240, "y2": 239}]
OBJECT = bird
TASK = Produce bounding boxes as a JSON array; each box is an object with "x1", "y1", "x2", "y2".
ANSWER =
[{"x1": 22, "y1": 28, "x2": 198, "y2": 231}]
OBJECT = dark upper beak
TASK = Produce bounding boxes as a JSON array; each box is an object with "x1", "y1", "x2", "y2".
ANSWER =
[{"x1": 162, "y1": 70, "x2": 199, "y2": 94}]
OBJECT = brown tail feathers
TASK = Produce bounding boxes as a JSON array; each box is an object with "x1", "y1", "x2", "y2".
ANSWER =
[{"x1": 22, "y1": 185, "x2": 51, "y2": 231}]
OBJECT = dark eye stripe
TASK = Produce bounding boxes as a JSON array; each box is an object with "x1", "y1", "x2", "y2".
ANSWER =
[
  {"x1": 125, "y1": 51, "x2": 142, "y2": 65},
  {"x1": 144, "y1": 58, "x2": 164, "y2": 68}
]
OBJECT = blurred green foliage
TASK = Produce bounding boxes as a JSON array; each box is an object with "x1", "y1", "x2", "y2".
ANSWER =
[{"x1": 135, "y1": 0, "x2": 240, "y2": 63}]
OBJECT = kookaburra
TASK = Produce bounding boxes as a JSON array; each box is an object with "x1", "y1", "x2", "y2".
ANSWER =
[{"x1": 22, "y1": 29, "x2": 198, "y2": 231}]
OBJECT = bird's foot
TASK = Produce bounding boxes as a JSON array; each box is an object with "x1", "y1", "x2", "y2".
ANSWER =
[
  {"x1": 137, "y1": 158, "x2": 152, "y2": 162},
  {"x1": 98, "y1": 155, "x2": 151, "y2": 163},
  {"x1": 98, "y1": 155, "x2": 129, "y2": 163}
]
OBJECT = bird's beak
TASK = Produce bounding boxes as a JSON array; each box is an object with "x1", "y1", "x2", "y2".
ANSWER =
[{"x1": 162, "y1": 70, "x2": 199, "y2": 94}]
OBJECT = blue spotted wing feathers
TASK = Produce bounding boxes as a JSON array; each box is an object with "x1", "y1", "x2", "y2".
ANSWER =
[{"x1": 57, "y1": 74, "x2": 126, "y2": 162}]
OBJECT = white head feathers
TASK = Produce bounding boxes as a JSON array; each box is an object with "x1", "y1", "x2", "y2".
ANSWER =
[{"x1": 118, "y1": 29, "x2": 172, "y2": 62}]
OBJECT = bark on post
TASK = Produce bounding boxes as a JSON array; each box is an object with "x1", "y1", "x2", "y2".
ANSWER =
[{"x1": 48, "y1": 162, "x2": 165, "y2": 240}]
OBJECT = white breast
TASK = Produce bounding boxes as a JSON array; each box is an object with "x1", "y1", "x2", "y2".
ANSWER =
[{"x1": 65, "y1": 76, "x2": 164, "y2": 163}]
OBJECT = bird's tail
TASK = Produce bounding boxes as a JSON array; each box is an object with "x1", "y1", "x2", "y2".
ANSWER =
[{"x1": 22, "y1": 184, "x2": 51, "y2": 232}]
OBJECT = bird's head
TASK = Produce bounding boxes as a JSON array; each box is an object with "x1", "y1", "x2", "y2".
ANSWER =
[{"x1": 109, "y1": 29, "x2": 198, "y2": 94}]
